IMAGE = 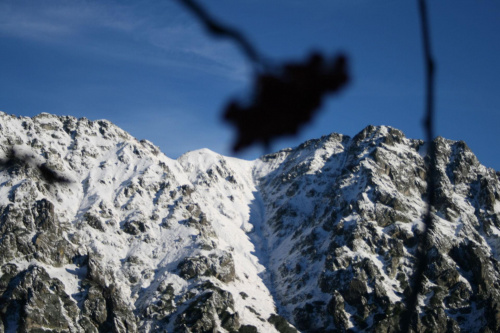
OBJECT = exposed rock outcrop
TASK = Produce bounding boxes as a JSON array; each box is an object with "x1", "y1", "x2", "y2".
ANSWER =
[{"x1": 1, "y1": 112, "x2": 499, "y2": 332}]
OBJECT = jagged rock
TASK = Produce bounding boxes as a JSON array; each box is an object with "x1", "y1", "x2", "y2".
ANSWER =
[
  {"x1": 326, "y1": 291, "x2": 349, "y2": 331},
  {"x1": 84, "y1": 212, "x2": 106, "y2": 232},
  {"x1": 144, "y1": 282, "x2": 176, "y2": 321},
  {"x1": 83, "y1": 281, "x2": 109, "y2": 326},
  {"x1": 0, "y1": 265, "x2": 80, "y2": 332},
  {"x1": 178, "y1": 251, "x2": 235, "y2": 283},
  {"x1": 123, "y1": 220, "x2": 146, "y2": 235},
  {"x1": 239, "y1": 325, "x2": 258, "y2": 333},
  {"x1": 343, "y1": 278, "x2": 368, "y2": 305},
  {"x1": 175, "y1": 283, "x2": 240, "y2": 332},
  {"x1": 0, "y1": 198, "x2": 75, "y2": 266},
  {"x1": 268, "y1": 314, "x2": 299, "y2": 333},
  {"x1": 1, "y1": 113, "x2": 500, "y2": 332}
]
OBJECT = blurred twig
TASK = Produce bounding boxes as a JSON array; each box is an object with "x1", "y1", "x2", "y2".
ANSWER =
[
  {"x1": 176, "y1": 0, "x2": 264, "y2": 69},
  {"x1": 177, "y1": 0, "x2": 437, "y2": 330},
  {"x1": 401, "y1": 0, "x2": 436, "y2": 331},
  {"x1": 176, "y1": 0, "x2": 349, "y2": 154},
  {"x1": 0, "y1": 147, "x2": 72, "y2": 184}
]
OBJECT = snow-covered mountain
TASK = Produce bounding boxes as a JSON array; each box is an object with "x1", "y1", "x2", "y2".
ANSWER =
[{"x1": 0, "y1": 112, "x2": 499, "y2": 332}]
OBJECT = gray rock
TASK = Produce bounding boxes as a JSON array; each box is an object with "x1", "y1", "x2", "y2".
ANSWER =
[
  {"x1": 175, "y1": 283, "x2": 240, "y2": 332},
  {"x1": 178, "y1": 251, "x2": 236, "y2": 283},
  {"x1": 0, "y1": 265, "x2": 80, "y2": 332}
]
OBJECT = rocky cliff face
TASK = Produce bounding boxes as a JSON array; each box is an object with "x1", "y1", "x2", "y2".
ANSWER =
[{"x1": 0, "y1": 112, "x2": 499, "y2": 332}]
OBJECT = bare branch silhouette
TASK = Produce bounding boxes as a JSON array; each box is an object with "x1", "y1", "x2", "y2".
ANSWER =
[
  {"x1": 401, "y1": 0, "x2": 436, "y2": 331},
  {"x1": 176, "y1": 0, "x2": 263, "y2": 68},
  {"x1": 176, "y1": 0, "x2": 350, "y2": 153},
  {"x1": 178, "y1": 1, "x2": 440, "y2": 331}
]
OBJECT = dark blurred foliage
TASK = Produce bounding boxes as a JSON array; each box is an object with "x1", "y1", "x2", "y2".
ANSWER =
[
  {"x1": 0, "y1": 0, "x2": 435, "y2": 331},
  {"x1": 0, "y1": 148, "x2": 72, "y2": 184},
  {"x1": 224, "y1": 53, "x2": 349, "y2": 152},
  {"x1": 178, "y1": 1, "x2": 438, "y2": 332},
  {"x1": 177, "y1": 0, "x2": 349, "y2": 153}
]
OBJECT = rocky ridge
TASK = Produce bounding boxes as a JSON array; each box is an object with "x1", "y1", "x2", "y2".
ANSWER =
[{"x1": 0, "y1": 112, "x2": 499, "y2": 332}]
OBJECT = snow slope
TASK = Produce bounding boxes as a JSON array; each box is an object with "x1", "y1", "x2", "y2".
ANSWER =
[{"x1": 1, "y1": 113, "x2": 500, "y2": 332}]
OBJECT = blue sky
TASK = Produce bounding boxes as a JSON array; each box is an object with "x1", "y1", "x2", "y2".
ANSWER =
[{"x1": 1, "y1": 1, "x2": 499, "y2": 169}]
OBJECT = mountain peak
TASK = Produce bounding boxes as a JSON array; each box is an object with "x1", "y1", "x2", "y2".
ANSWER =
[{"x1": 0, "y1": 113, "x2": 499, "y2": 332}]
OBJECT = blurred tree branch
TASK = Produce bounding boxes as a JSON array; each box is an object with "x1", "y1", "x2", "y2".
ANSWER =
[
  {"x1": 176, "y1": 0, "x2": 350, "y2": 153},
  {"x1": 176, "y1": 0, "x2": 263, "y2": 69},
  {"x1": 177, "y1": 0, "x2": 437, "y2": 332},
  {"x1": 400, "y1": 0, "x2": 436, "y2": 332}
]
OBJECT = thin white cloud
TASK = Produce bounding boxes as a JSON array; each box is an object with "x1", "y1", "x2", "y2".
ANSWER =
[
  {"x1": 0, "y1": 0, "x2": 250, "y2": 81},
  {"x1": 0, "y1": 2, "x2": 75, "y2": 39},
  {"x1": 144, "y1": 20, "x2": 250, "y2": 80}
]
